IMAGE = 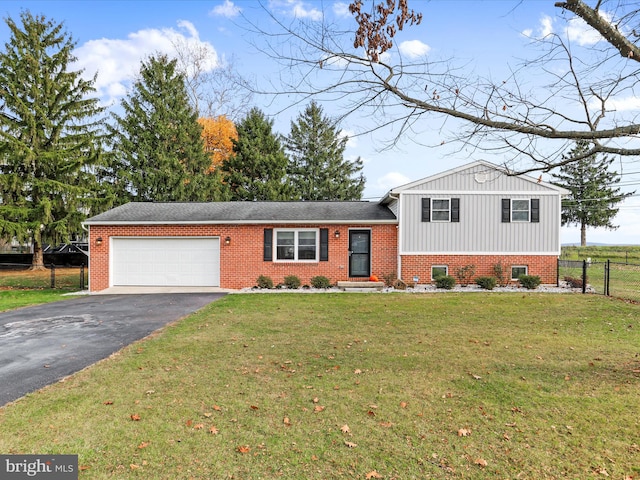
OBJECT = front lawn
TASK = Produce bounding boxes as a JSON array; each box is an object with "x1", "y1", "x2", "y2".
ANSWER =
[
  {"x1": 0, "y1": 293, "x2": 638, "y2": 479},
  {"x1": 0, "y1": 289, "x2": 76, "y2": 312}
]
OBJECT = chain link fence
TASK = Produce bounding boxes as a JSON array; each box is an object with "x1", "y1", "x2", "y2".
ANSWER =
[
  {"x1": 0, "y1": 263, "x2": 87, "y2": 290},
  {"x1": 558, "y1": 259, "x2": 640, "y2": 302}
]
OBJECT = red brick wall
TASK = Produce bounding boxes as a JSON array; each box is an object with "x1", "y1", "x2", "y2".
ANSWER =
[
  {"x1": 88, "y1": 224, "x2": 398, "y2": 291},
  {"x1": 400, "y1": 254, "x2": 558, "y2": 285}
]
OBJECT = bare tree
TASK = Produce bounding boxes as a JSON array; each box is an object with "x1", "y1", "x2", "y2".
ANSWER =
[
  {"x1": 171, "y1": 36, "x2": 253, "y2": 121},
  {"x1": 247, "y1": 0, "x2": 640, "y2": 174}
]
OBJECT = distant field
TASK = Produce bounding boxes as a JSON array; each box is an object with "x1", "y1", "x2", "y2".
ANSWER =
[{"x1": 561, "y1": 245, "x2": 640, "y2": 263}]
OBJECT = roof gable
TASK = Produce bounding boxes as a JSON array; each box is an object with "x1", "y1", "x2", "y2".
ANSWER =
[{"x1": 384, "y1": 160, "x2": 570, "y2": 197}]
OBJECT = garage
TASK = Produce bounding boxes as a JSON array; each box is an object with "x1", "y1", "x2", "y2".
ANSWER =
[{"x1": 111, "y1": 237, "x2": 220, "y2": 287}]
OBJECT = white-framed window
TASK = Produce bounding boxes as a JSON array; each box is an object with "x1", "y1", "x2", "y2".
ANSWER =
[
  {"x1": 274, "y1": 229, "x2": 318, "y2": 262},
  {"x1": 431, "y1": 265, "x2": 448, "y2": 280},
  {"x1": 432, "y1": 199, "x2": 451, "y2": 222},
  {"x1": 511, "y1": 199, "x2": 530, "y2": 222},
  {"x1": 511, "y1": 265, "x2": 528, "y2": 280}
]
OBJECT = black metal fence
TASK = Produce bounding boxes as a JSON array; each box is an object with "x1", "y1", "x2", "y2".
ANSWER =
[
  {"x1": 558, "y1": 259, "x2": 640, "y2": 302},
  {"x1": 0, "y1": 263, "x2": 88, "y2": 290}
]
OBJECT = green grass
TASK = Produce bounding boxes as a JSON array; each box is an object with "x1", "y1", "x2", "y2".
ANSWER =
[
  {"x1": 0, "y1": 293, "x2": 638, "y2": 479},
  {"x1": 561, "y1": 245, "x2": 640, "y2": 263},
  {"x1": 0, "y1": 289, "x2": 76, "y2": 312},
  {"x1": 0, "y1": 266, "x2": 87, "y2": 290}
]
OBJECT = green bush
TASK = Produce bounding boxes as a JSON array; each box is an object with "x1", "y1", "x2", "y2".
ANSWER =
[
  {"x1": 518, "y1": 275, "x2": 541, "y2": 290},
  {"x1": 434, "y1": 275, "x2": 456, "y2": 290},
  {"x1": 284, "y1": 275, "x2": 301, "y2": 289},
  {"x1": 256, "y1": 275, "x2": 274, "y2": 289},
  {"x1": 492, "y1": 262, "x2": 508, "y2": 287},
  {"x1": 310, "y1": 275, "x2": 332, "y2": 289},
  {"x1": 455, "y1": 264, "x2": 476, "y2": 286},
  {"x1": 475, "y1": 276, "x2": 497, "y2": 290}
]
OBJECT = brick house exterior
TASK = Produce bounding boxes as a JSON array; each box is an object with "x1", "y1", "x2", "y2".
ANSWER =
[{"x1": 83, "y1": 161, "x2": 568, "y2": 291}]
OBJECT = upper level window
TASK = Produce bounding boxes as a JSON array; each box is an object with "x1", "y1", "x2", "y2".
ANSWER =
[
  {"x1": 502, "y1": 198, "x2": 539, "y2": 223},
  {"x1": 421, "y1": 198, "x2": 460, "y2": 223},
  {"x1": 511, "y1": 200, "x2": 530, "y2": 222},
  {"x1": 275, "y1": 229, "x2": 318, "y2": 261}
]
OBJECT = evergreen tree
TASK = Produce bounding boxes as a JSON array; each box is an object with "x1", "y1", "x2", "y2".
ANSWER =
[
  {"x1": 552, "y1": 141, "x2": 634, "y2": 246},
  {"x1": 285, "y1": 101, "x2": 364, "y2": 200},
  {"x1": 0, "y1": 12, "x2": 109, "y2": 268},
  {"x1": 110, "y1": 54, "x2": 221, "y2": 203},
  {"x1": 220, "y1": 108, "x2": 291, "y2": 201}
]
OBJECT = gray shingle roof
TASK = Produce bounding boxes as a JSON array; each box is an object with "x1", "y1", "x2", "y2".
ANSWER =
[{"x1": 83, "y1": 201, "x2": 397, "y2": 224}]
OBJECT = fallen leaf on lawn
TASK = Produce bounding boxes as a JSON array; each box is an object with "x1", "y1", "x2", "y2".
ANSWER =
[
  {"x1": 354, "y1": 369, "x2": 362, "y2": 374},
  {"x1": 203, "y1": 412, "x2": 212, "y2": 418},
  {"x1": 138, "y1": 442, "x2": 149, "y2": 449},
  {"x1": 213, "y1": 405, "x2": 222, "y2": 411},
  {"x1": 193, "y1": 423, "x2": 204, "y2": 430},
  {"x1": 283, "y1": 417, "x2": 292, "y2": 427},
  {"x1": 103, "y1": 400, "x2": 113, "y2": 405},
  {"x1": 130, "y1": 414, "x2": 141, "y2": 421},
  {"x1": 592, "y1": 466, "x2": 609, "y2": 476},
  {"x1": 312, "y1": 397, "x2": 319, "y2": 403},
  {"x1": 130, "y1": 464, "x2": 140, "y2": 470},
  {"x1": 400, "y1": 401, "x2": 408, "y2": 409},
  {"x1": 367, "y1": 410, "x2": 376, "y2": 417},
  {"x1": 366, "y1": 471, "x2": 383, "y2": 479},
  {"x1": 209, "y1": 426, "x2": 219, "y2": 435},
  {"x1": 185, "y1": 419, "x2": 193, "y2": 427},
  {"x1": 503, "y1": 433, "x2": 511, "y2": 441},
  {"x1": 344, "y1": 441, "x2": 357, "y2": 448},
  {"x1": 314, "y1": 405, "x2": 325, "y2": 413},
  {"x1": 469, "y1": 373, "x2": 482, "y2": 380},
  {"x1": 457, "y1": 428, "x2": 471, "y2": 437},
  {"x1": 250, "y1": 405, "x2": 259, "y2": 410},
  {"x1": 311, "y1": 455, "x2": 319, "y2": 461},
  {"x1": 341, "y1": 424, "x2": 350, "y2": 434},
  {"x1": 236, "y1": 445, "x2": 250, "y2": 453},
  {"x1": 379, "y1": 421, "x2": 393, "y2": 428},
  {"x1": 79, "y1": 465, "x2": 90, "y2": 471},
  {"x1": 474, "y1": 458, "x2": 488, "y2": 467}
]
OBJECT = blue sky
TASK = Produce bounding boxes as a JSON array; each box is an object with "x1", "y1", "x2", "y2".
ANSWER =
[{"x1": 1, "y1": 0, "x2": 639, "y2": 245}]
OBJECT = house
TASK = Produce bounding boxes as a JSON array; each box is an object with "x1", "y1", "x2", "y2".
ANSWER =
[
  {"x1": 379, "y1": 160, "x2": 569, "y2": 285},
  {"x1": 83, "y1": 160, "x2": 568, "y2": 291}
]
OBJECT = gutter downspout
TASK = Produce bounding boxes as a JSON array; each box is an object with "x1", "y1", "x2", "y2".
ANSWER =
[
  {"x1": 81, "y1": 222, "x2": 90, "y2": 292},
  {"x1": 386, "y1": 193, "x2": 401, "y2": 282}
]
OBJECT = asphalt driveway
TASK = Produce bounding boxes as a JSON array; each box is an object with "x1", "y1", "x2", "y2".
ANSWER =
[{"x1": 0, "y1": 293, "x2": 225, "y2": 406}]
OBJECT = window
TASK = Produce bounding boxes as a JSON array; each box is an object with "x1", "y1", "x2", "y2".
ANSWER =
[
  {"x1": 511, "y1": 200, "x2": 530, "y2": 222},
  {"x1": 501, "y1": 198, "x2": 539, "y2": 223},
  {"x1": 511, "y1": 265, "x2": 527, "y2": 280},
  {"x1": 431, "y1": 265, "x2": 448, "y2": 280},
  {"x1": 275, "y1": 229, "x2": 318, "y2": 261},
  {"x1": 421, "y1": 198, "x2": 459, "y2": 222}
]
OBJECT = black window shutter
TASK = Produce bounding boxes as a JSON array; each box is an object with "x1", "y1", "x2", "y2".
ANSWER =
[
  {"x1": 531, "y1": 199, "x2": 540, "y2": 223},
  {"x1": 451, "y1": 198, "x2": 460, "y2": 222},
  {"x1": 320, "y1": 228, "x2": 329, "y2": 261},
  {"x1": 501, "y1": 199, "x2": 511, "y2": 223},
  {"x1": 421, "y1": 198, "x2": 431, "y2": 222},
  {"x1": 263, "y1": 228, "x2": 273, "y2": 261}
]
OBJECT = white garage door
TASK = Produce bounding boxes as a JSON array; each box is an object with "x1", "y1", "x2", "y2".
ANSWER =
[{"x1": 112, "y1": 237, "x2": 220, "y2": 287}]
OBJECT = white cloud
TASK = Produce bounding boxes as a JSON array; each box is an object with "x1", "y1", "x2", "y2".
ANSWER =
[
  {"x1": 333, "y1": 2, "x2": 350, "y2": 18},
  {"x1": 210, "y1": 0, "x2": 242, "y2": 18},
  {"x1": 600, "y1": 95, "x2": 640, "y2": 112},
  {"x1": 73, "y1": 21, "x2": 218, "y2": 103},
  {"x1": 565, "y1": 13, "x2": 606, "y2": 46},
  {"x1": 376, "y1": 172, "x2": 411, "y2": 192},
  {"x1": 339, "y1": 129, "x2": 358, "y2": 148},
  {"x1": 398, "y1": 40, "x2": 431, "y2": 59},
  {"x1": 270, "y1": 0, "x2": 322, "y2": 21}
]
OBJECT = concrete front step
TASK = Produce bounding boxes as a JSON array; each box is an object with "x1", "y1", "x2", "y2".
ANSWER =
[{"x1": 336, "y1": 281, "x2": 385, "y2": 291}]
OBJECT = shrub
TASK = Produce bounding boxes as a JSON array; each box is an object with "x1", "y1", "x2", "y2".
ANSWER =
[
  {"x1": 434, "y1": 275, "x2": 456, "y2": 290},
  {"x1": 475, "y1": 276, "x2": 497, "y2": 290},
  {"x1": 310, "y1": 275, "x2": 332, "y2": 289},
  {"x1": 256, "y1": 275, "x2": 274, "y2": 289},
  {"x1": 492, "y1": 262, "x2": 508, "y2": 287},
  {"x1": 519, "y1": 275, "x2": 541, "y2": 290},
  {"x1": 455, "y1": 264, "x2": 476, "y2": 286},
  {"x1": 564, "y1": 276, "x2": 583, "y2": 289},
  {"x1": 284, "y1": 275, "x2": 301, "y2": 289}
]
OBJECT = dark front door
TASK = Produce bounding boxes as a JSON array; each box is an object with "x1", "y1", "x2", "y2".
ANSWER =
[{"x1": 349, "y1": 230, "x2": 371, "y2": 278}]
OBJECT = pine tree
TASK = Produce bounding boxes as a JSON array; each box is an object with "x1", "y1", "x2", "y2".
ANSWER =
[
  {"x1": 0, "y1": 12, "x2": 109, "y2": 269},
  {"x1": 552, "y1": 141, "x2": 634, "y2": 246},
  {"x1": 110, "y1": 54, "x2": 221, "y2": 203},
  {"x1": 220, "y1": 108, "x2": 292, "y2": 201},
  {"x1": 285, "y1": 101, "x2": 365, "y2": 200}
]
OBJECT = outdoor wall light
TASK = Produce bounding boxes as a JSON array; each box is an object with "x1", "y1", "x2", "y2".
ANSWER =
[
  {"x1": 95, "y1": 237, "x2": 103, "y2": 246},
  {"x1": 334, "y1": 230, "x2": 340, "y2": 239},
  {"x1": 225, "y1": 236, "x2": 231, "y2": 245}
]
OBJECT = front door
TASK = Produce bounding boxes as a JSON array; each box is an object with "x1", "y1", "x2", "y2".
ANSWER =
[{"x1": 349, "y1": 230, "x2": 371, "y2": 278}]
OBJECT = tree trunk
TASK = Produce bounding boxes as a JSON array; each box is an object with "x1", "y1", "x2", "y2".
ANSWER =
[
  {"x1": 30, "y1": 233, "x2": 46, "y2": 271},
  {"x1": 580, "y1": 222, "x2": 587, "y2": 247}
]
